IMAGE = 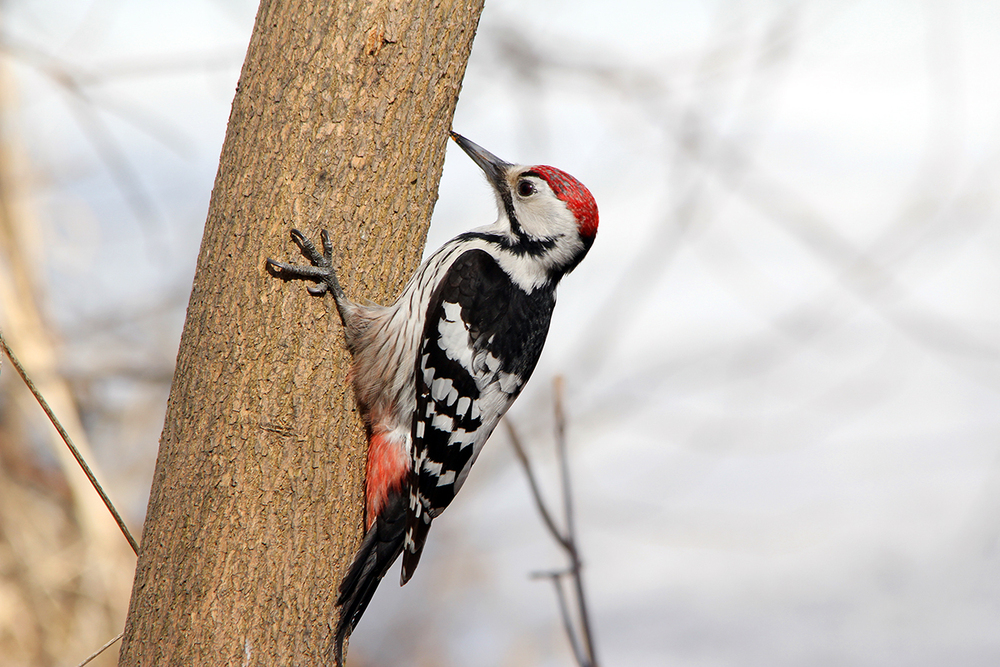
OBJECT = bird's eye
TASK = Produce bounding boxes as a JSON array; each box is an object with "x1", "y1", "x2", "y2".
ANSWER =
[{"x1": 517, "y1": 180, "x2": 536, "y2": 197}]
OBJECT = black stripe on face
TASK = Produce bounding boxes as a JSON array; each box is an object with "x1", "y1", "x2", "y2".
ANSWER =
[
  {"x1": 499, "y1": 187, "x2": 521, "y2": 236},
  {"x1": 456, "y1": 229, "x2": 558, "y2": 258},
  {"x1": 500, "y1": 185, "x2": 549, "y2": 253}
]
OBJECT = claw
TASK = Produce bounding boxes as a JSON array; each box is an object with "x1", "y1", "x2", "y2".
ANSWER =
[
  {"x1": 289, "y1": 228, "x2": 328, "y2": 267},
  {"x1": 321, "y1": 229, "x2": 334, "y2": 262},
  {"x1": 268, "y1": 261, "x2": 330, "y2": 279},
  {"x1": 266, "y1": 258, "x2": 303, "y2": 274}
]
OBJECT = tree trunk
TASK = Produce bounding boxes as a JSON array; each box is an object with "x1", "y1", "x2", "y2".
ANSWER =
[{"x1": 118, "y1": 0, "x2": 484, "y2": 664}]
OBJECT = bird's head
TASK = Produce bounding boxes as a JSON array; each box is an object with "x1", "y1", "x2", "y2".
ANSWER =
[{"x1": 450, "y1": 132, "x2": 598, "y2": 276}]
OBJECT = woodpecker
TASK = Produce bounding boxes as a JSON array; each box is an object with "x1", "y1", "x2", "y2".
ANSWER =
[{"x1": 267, "y1": 132, "x2": 598, "y2": 666}]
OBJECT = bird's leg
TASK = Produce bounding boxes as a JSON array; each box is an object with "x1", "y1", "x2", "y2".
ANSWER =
[{"x1": 267, "y1": 229, "x2": 346, "y2": 300}]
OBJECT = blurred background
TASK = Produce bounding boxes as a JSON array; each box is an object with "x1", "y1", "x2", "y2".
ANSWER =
[{"x1": 2, "y1": 0, "x2": 1000, "y2": 665}]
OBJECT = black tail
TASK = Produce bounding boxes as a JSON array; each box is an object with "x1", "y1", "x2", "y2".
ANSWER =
[{"x1": 334, "y1": 490, "x2": 406, "y2": 666}]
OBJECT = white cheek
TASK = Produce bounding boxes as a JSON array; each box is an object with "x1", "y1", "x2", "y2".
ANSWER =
[{"x1": 516, "y1": 200, "x2": 575, "y2": 237}]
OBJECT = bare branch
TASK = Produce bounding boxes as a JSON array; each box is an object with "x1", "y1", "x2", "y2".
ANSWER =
[
  {"x1": 73, "y1": 631, "x2": 124, "y2": 667},
  {"x1": 78, "y1": 50, "x2": 243, "y2": 85},
  {"x1": 0, "y1": 330, "x2": 139, "y2": 555},
  {"x1": 63, "y1": 94, "x2": 163, "y2": 229},
  {"x1": 0, "y1": 33, "x2": 186, "y2": 232},
  {"x1": 505, "y1": 418, "x2": 569, "y2": 550},
  {"x1": 508, "y1": 377, "x2": 600, "y2": 667},
  {"x1": 0, "y1": 34, "x2": 197, "y2": 156},
  {"x1": 553, "y1": 377, "x2": 599, "y2": 667},
  {"x1": 545, "y1": 572, "x2": 588, "y2": 667}
]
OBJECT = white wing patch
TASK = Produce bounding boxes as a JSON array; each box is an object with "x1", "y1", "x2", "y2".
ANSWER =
[
  {"x1": 431, "y1": 376, "x2": 459, "y2": 405},
  {"x1": 431, "y1": 412, "x2": 454, "y2": 432},
  {"x1": 498, "y1": 371, "x2": 522, "y2": 394},
  {"x1": 437, "y1": 302, "x2": 475, "y2": 372}
]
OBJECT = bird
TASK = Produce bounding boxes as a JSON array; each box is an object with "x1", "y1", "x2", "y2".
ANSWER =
[{"x1": 266, "y1": 131, "x2": 598, "y2": 665}]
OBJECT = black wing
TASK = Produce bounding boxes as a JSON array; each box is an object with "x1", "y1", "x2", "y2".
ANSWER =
[{"x1": 400, "y1": 249, "x2": 555, "y2": 583}]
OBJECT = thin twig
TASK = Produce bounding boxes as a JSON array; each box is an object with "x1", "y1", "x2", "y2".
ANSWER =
[
  {"x1": 0, "y1": 331, "x2": 139, "y2": 555},
  {"x1": 506, "y1": 378, "x2": 600, "y2": 667},
  {"x1": 544, "y1": 572, "x2": 588, "y2": 667},
  {"x1": 65, "y1": 94, "x2": 162, "y2": 228},
  {"x1": 505, "y1": 419, "x2": 569, "y2": 550},
  {"x1": 73, "y1": 631, "x2": 124, "y2": 667},
  {"x1": 553, "y1": 378, "x2": 599, "y2": 667},
  {"x1": 553, "y1": 376, "x2": 575, "y2": 542},
  {"x1": 0, "y1": 35, "x2": 195, "y2": 157},
  {"x1": 0, "y1": 34, "x2": 168, "y2": 235}
]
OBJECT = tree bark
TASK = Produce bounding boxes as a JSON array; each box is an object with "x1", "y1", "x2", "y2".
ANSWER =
[{"x1": 119, "y1": 0, "x2": 484, "y2": 664}]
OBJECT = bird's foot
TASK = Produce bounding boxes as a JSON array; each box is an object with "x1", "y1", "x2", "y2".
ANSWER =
[{"x1": 266, "y1": 229, "x2": 344, "y2": 298}]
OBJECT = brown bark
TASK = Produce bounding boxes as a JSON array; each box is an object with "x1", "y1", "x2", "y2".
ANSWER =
[{"x1": 118, "y1": 0, "x2": 484, "y2": 664}]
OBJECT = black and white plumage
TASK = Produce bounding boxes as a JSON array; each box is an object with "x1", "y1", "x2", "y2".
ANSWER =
[{"x1": 267, "y1": 132, "x2": 598, "y2": 666}]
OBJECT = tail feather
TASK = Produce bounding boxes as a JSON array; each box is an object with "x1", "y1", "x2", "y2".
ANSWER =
[
  {"x1": 400, "y1": 512, "x2": 432, "y2": 585},
  {"x1": 334, "y1": 490, "x2": 406, "y2": 666}
]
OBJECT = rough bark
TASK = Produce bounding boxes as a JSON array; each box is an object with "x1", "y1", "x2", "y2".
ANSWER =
[{"x1": 118, "y1": 0, "x2": 484, "y2": 664}]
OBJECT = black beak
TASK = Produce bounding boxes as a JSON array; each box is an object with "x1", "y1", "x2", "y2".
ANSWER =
[{"x1": 450, "y1": 131, "x2": 510, "y2": 192}]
